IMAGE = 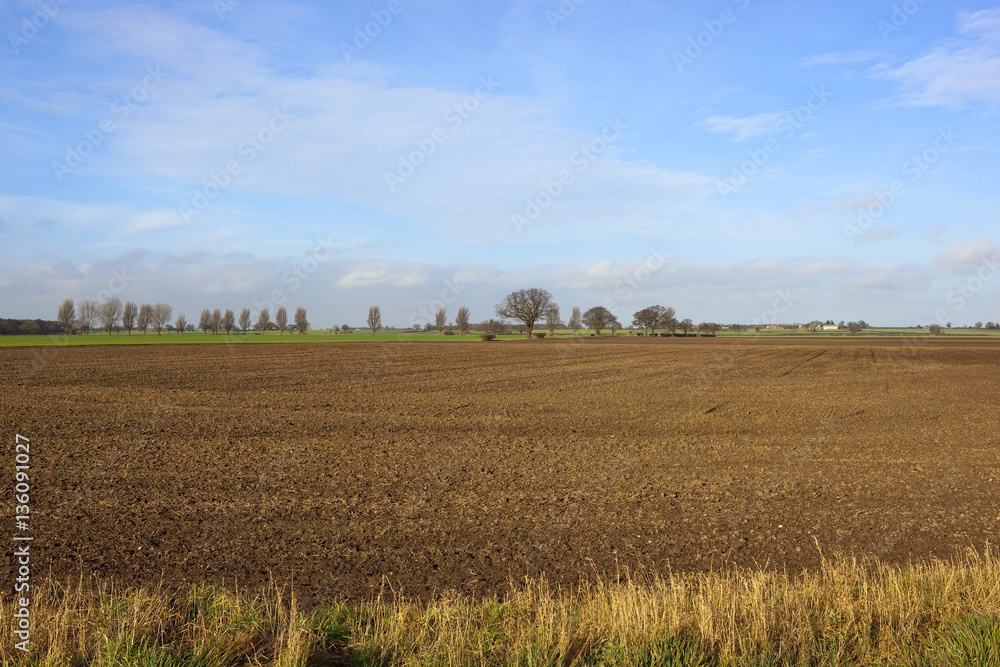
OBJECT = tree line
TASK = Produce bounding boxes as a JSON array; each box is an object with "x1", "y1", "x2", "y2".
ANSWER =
[{"x1": 53, "y1": 298, "x2": 310, "y2": 336}]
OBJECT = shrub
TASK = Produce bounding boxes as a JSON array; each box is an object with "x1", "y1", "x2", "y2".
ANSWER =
[
  {"x1": 479, "y1": 334, "x2": 496, "y2": 341},
  {"x1": 533, "y1": 332, "x2": 546, "y2": 339},
  {"x1": 444, "y1": 330, "x2": 455, "y2": 335}
]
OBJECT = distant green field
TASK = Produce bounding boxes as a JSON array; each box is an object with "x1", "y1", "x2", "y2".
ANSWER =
[{"x1": 1, "y1": 327, "x2": 998, "y2": 348}]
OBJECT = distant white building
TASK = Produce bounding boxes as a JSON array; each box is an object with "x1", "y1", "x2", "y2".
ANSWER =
[{"x1": 822, "y1": 324, "x2": 838, "y2": 331}]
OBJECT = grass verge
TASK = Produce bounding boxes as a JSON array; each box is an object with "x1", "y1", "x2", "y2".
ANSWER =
[{"x1": 3, "y1": 549, "x2": 999, "y2": 665}]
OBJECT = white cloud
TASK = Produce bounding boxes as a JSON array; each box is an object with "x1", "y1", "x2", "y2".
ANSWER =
[
  {"x1": 934, "y1": 238, "x2": 999, "y2": 272},
  {"x1": 45, "y1": 7, "x2": 711, "y2": 243},
  {"x1": 697, "y1": 112, "x2": 786, "y2": 142},
  {"x1": 881, "y1": 9, "x2": 1000, "y2": 109},
  {"x1": 800, "y1": 50, "x2": 883, "y2": 67}
]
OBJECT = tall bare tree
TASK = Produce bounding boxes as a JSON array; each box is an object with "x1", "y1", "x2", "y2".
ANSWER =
[
  {"x1": 239, "y1": 308, "x2": 251, "y2": 334},
  {"x1": 151, "y1": 303, "x2": 172, "y2": 334},
  {"x1": 98, "y1": 297, "x2": 123, "y2": 334},
  {"x1": 256, "y1": 307, "x2": 270, "y2": 333},
  {"x1": 122, "y1": 301, "x2": 138, "y2": 334},
  {"x1": 633, "y1": 305, "x2": 667, "y2": 335},
  {"x1": 199, "y1": 309, "x2": 212, "y2": 334},
  {"x1": 582, "y1": 306, "x2": 615, "y2": 335},
  {"x1": 222, "y1": 309, "x2": 235, "y2": 334},
  {"x1": 435, "y1": 307, "x2": 447, "y2": 333},
  {"x1": 494, "y1": 288, "x2": 554, "y2": 338},
  {"x1": 679, "y1": 318, "x2": 693, "y2": 336},
  {"x1": 175, "y1": 312, "x2": 187, "y2": 334},
  {"x1": 77, "y1": 299, "x2": 98, "y2": 334},
  {"x1": 56, "y1": 298, "x2": 75, "y2": 335},
  {"x1": 545, "y1": 304, "x2": 561, "y2": 334},
  {"x1": 367, "y1": 306, "x2": 382, "y2": 335},
  {"x1": 659, "y1": 306, "x2": 678, "y2": 336},
  {"x1": 294, "y1": 306, "x2": 308, "y2": 334},
  {"x1": 137, "y1": 303, "x2": 153, "y2": 334},
  {"x1": 568, "y1": 306, "x2": 582, "y2": 334},
  {"x1": 698, "y1": 322, "x2": 720, "y2": 336},
  {"x1": 211, "y1": 308, "x2": 221, "y2": 334},
  {"x1": 455, "y1": 306, "x2": 470, "y2": 335},
  {"x1": 275, "y1": 306, "x2": 288, "y2": 335}
]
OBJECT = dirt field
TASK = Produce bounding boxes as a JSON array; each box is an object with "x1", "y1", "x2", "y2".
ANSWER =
[{"x1": 2, "y1": 337, "x2": 999, "y2": 604}]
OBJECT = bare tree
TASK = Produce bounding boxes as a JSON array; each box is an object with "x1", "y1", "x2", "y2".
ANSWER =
[
  {"x1": 211, "y1": 308, "x2": 221, "y2": 334},
  {"x1": 136, "y1": 303, "x2": 153, "y2": 334},
  {"x1": 122, "y1": 301, "x2": 138, "y2": 334},
  {"x1": 847, "y1": 321, "x2": 862, "y2": 335},
  {"x1": 545, "y1": 304, "x2": 561, "y2": 334},
  {"x1": 582, "y1": 306, "x2": 615, "y2": 335},
  {"x1": 239, "y1": 308, "x2": 251, "y2": 334},
  {"x1": 679, "y1": 318, "x2": 693, "y2": 336},
  {"x1": 611, "y1": 319, "x2": 622, "y2": 336},
  {"x1": 257, "y1": 307, "x2": 270, "y2": 333},
  {"x1": 198, "y1": 309, "x2": 211, "y2": 334},
  {"x1": 367, "y1": 306, "x2": 382, "y2": 335},
  {"x1": 632, "y1": 307, "x2": 657, "y2": 335},
  {"x1": 77, "y1": 299, "x2": 98, "y2": 334},
  {"x1": 98, "y1": 297, "x2": 123, "y2": 334},
  {"x1": 175, "y1": 312, "x2": 187, "y2": 334},
  {"x1": 807, "y1": 320, "x2": 823, "y2": 333},
  {"x1": 495, "y1": 288, "x2": 554, "y2": 338},
  {"x1": 275, "y1": 306, "x2": 288, "y2": 335},
  {"x1": 568, "y1": 306, "x2": 582, "y2": 334},
  {"x1": 929, "y1": 324, "x2": 943, "y2": 335},
  {"x1": 57, "y1": 298, "x2": 75, "y2": 335},
  {"x1": 294, "y1": 306, "x2": 308, "y2": 334},
  {"x1": 222, "y1": 308, "x2": 236, "y2": 334},
  {"x1": 698, "y1": 322, "x2": 720, "y2": 336},
  {"x1": 435, "y1": 307, "x2": 447, "y2": 333},
  {"x1": 151, "y1": 303, "x2": 172, "y2": 334},
  {"x1": 341, "y1": 324, "x2": 350, "y2": 333},
  {"x1": 659, "y1": 306, "x2": 678, "y2": 336},
  {"x1": 455, "y1": 306, "x2": 470, "y2": 335}
]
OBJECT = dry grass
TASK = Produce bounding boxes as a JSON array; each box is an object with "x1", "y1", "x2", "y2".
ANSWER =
[{"x1": 4, "y1": 548, "x2": 999, "y2": 666}]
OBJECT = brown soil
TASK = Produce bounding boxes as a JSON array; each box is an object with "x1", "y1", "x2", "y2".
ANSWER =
[{"x1": 2, "y1": 337, "x2": 999, "y2": 604}]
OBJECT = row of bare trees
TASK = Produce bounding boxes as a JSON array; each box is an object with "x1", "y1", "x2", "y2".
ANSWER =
[
  {"x1": 56, "y1": 299, "x2": 309, "y2": 335},
  {"x1": 194, "y1": 306, "x2": 308, "y2": 335},
  {"x1": 490, "y1": 288, "x2": 715, "y2": 338}
]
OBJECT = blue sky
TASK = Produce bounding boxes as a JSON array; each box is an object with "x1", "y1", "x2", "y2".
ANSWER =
[{"x1": 2, "y1": 0, "x2": 999, "y2": 327}]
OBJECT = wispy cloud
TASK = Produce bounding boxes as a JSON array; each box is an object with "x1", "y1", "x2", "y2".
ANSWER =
[
  {"x1": 800, "y1": 50, "x2": 883, "y2": 67},
  {"x1": 697, "y1": 112, "x2": 785, "y2": 142},
  {"x1": 880, "y1": 9, "x2": 1000, "y2": 109}
]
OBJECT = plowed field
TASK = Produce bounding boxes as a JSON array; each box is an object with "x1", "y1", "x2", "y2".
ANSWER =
[{"x1": 2, "y1": 337, "x2": 998, "y2": 604}]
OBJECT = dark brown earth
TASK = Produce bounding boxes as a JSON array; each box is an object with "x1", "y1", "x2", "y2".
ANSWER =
[{"x1": 2, "y1": 337, "x2": 999, "y2": 605}]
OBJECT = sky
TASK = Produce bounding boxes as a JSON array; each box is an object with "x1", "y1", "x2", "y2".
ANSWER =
[{"x1": 1, "y1": 0, "x2": 999, "y2": 328}]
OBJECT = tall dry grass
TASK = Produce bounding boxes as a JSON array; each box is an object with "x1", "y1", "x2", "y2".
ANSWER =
[{"x1": 3, "y1": 548, "x2": 999, "y2": 665}]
